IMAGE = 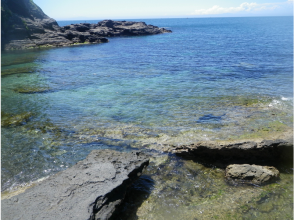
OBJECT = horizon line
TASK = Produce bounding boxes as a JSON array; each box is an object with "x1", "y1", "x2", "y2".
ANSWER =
[{"x1": 55, "y1": 15, "x2": 293, "y2": 21}]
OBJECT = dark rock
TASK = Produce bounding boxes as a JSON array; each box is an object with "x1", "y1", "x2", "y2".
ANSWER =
[
  {"x1": 63, "y1": 20, "x2": 172, "y2": 39},
  {"x1": 75, "y1": 24, "x2": 91, "y2": 32},
  {"x1": 1, "y1": 0, "x2": 171, "y2": 50},
  {"x1": 1, "y1": 0, "x2": 71, "y2": 50},
  {"x1": 98, "y1": 19, "x2": 115, "y2": 28},
  {"x1": 171, "y1": 138, "x2": 293, "y2": 164},
  {"x1": 225, "y1": 164, "x2": 279, "y2": 184},
  {"x1": 1, "y1": 149, "x2": 149, "y2": 220}
]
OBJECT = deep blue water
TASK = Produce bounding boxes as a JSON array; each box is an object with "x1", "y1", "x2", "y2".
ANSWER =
[{"x1": 1, "y1": 17, "x2": 293, "y2": 194}]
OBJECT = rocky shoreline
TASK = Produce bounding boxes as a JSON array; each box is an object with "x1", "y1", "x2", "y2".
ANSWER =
[
  {"x1": 1, "y1": 0, "x2": 293, "y2": 219},
  {"x1": 2, "y1": 137, "x2": 292, "y2": 219},
  {"x1": 1, "y1": 0, "x2": 171, "y2": 50}
]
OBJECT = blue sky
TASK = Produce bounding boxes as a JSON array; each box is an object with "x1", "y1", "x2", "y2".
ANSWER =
[{"x1": 34, "y1": 0, "x2": 293, "y2": 20}]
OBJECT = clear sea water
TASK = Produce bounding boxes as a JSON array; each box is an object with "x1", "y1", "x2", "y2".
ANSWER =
[{"x1": 1, "y1": 17, "x2": 293, "y2": 219}]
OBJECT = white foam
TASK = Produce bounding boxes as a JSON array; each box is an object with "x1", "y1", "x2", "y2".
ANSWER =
[
  {"x1": 268, "y1": 99, "x2": 281, "y2": 107},
  {"x1": 281, "y1": 96, "x2": 292, "y2": 101}
]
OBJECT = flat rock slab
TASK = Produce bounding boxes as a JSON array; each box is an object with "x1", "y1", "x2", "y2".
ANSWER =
[
  {"x1": 225, "y1": 164, "x2": 280, "y2": 184},
  {"x1": 171, "y1": 138, "x2": 293, "y2": 164},
  {"x1": 2, "y1": 149, "x2": 149, "y2": 220}
]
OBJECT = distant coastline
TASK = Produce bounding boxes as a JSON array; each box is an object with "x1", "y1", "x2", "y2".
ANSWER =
[{"x1": 1, "y1": 0, "x2": 171, "y2": 50}]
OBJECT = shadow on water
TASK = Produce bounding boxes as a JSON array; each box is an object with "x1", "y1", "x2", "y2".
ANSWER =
[{"x1": 110, "y1": 175, "x2": 155, "y2": 220}]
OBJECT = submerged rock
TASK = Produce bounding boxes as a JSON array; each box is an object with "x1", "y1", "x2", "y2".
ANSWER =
[
  {"x1": 1, "y1": 66, "x2": 37, "y2": 76},
  {"x1": 1, "y1": 149, "x2": 149, "y2": 220},
  {"x1": 1, "y1": 111, "x2": 33, "y2": 127},
  {"x1": 1, "y1": 0, "x2": 172, "y2": 50},
  {"x1": 225, "y1": 164, "x2": 280, "y2": 184},
  {"x1": 14, "y1": 86, "x2": 53, "y2": 94}
]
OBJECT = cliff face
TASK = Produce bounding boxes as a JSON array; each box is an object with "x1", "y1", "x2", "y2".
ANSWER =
[
  {"x1": 1, "y1": 0, "x2": 72, "y2": 50},
  {"x1": 1, "y1": 0, "x2": 171, "y2": 50}
]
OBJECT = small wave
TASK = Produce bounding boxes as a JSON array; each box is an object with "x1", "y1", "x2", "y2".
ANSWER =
[
  {"x1": 268, "y1": 96, "x2": 293, "y2": 109},
  {"x1": 281, "y1": 96, "x2": 292, "y2": 101}
]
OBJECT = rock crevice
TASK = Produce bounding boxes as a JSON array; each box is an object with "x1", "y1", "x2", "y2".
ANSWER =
[{"x1": 171, "y1": 139, "x2": 293, "y2": 165}]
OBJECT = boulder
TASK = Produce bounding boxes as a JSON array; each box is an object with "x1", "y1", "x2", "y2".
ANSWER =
[
  {"x1": 225, "y1": 164, "x2": 279, "y2": 184},
  {"x1": 1, "y1": 149, "x2": 149, "y2": 220}
]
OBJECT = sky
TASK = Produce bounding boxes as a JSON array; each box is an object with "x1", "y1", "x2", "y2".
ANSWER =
[{"x1": 34, "y1": 0, "x2": 293, "y2": 20}]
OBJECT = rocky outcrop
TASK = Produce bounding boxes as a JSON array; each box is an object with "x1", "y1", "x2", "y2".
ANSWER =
[
  {"x1": 1, "y1": 0, "x2": 172, "y2": 50},
  {"x1": 225, "y1": 164, "x2": 280, "y2": 184},
  {"x1": 171, "y1": 138, "x2": 293, "y2": 165},
  {"x1": 59, "y1": 20, "x2": 171, "y2": 44},
  {"x1": 1, "y1": 149, "x2": 149, "y2": 220}
]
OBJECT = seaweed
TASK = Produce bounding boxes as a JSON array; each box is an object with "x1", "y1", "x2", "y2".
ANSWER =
[{"x1": 1, "y1": 111, "x2": 33, "y2": 127}]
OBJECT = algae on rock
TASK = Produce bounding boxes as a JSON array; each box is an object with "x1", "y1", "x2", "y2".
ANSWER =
[{"x1": 1, "y1": 111, "x2": 33, "y2": 127}]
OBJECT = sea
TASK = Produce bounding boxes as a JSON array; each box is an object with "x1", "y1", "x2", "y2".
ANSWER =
[{"x1": 1, "y1": 17, "x2": 293, "y2": 219}]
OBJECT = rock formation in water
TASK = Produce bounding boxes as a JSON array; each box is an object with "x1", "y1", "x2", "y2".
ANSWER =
[
  {"x1": 60, "y1": 20, "x2": 171, "y2": 44},
  {"x1": 1, "y1": 149, "x2": 149, "y2": 220},
  {"x1": 1, "y1": 0, "x2": 172, "y2": 50},
  {"x1": 171, "y1": 138, "x2": 293, "y2": 165}
]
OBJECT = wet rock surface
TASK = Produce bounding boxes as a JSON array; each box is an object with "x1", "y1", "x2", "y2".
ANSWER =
[
  {"x1": 225, "y1": 164, "x2": 280, "y2": 184},
  {"x1": 1, "y1": 0, "x2": 171, "y2": 50},
  {"x1": 171, "y1": 138, "x2": 293, "y2": 165},
  {"x1": 1, "y1": 149, "x2": 149, "y2": 220}
]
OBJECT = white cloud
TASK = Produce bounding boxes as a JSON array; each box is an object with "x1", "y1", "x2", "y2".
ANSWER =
[{"x1": 193, "y1": 1, "x2": 290, "y2": 15}]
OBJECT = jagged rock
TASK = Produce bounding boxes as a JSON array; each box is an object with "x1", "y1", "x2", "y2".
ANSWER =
[
  {"x1": 225, "y1": 164, "x2": 280, "y2": 184},
  {"x1": 171, "y1": 138, "x2": 293, "y2": 164},
  {"x1": 60, "y1": 20, "x2": 172, "y2": 39},
  {"x1": 1, "y1": 0, "x2": 171, "y2": 50},
  {"x1": 1, "y1": 149, "x2": 149, "y2": 220}
]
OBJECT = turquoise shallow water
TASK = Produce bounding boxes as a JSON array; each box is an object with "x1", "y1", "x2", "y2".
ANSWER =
[{"x1": 1, "y1": 16, "x2": 293, "y2": 219}]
